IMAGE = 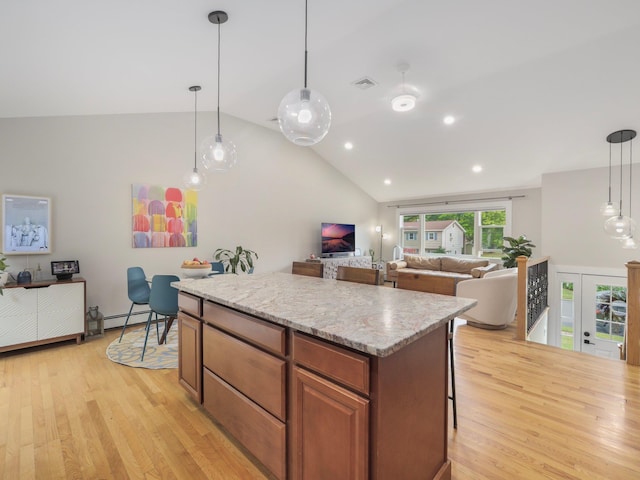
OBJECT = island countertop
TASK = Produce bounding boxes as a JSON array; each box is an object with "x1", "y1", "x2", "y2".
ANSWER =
[{"x1": 173, "y1": 271, "x2": 476, "y2": 357}]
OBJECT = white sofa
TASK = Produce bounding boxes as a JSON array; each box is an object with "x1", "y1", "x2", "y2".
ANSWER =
[{"x1": 455, "y1": 268, "x2": 518, "y2": 329}]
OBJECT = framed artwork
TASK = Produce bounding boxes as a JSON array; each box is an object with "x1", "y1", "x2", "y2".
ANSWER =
[
  {"x1": 131, "y1": 184, "x2": 198, "y2": 248},
  {"x1": 2, "y1": 194, "x2": 52, "y2": 255}
]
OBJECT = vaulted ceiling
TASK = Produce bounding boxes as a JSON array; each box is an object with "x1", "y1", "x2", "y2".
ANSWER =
[{"x1": 3, "y1": 0, "x2": 640, "y2": 202}]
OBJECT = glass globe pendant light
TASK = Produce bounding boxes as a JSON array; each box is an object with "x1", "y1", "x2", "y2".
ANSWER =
[
  {"x1": 183, "y1": 86, "x2": 207, "y2": 190},
  {"x1": 201, "y1": 11, "x2": 237, "y2": 172},
  {"x1": 603, "y1": 129, "x2": 636, "y2": 240},
  {"x1": 278, "y1": 0, "x2": 331, "y2": 146},
  {"x1": 600, "y1": 140, "x2": 617, "y2": 216}
]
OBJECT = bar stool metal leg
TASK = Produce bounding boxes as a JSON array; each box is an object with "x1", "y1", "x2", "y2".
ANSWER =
[{"x1": 448, "y1": 319, "x2": 458, "y2": 429}]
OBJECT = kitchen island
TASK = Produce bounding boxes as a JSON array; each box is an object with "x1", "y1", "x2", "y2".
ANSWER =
[{"x1": 173, "y1": 272, "x2": 476, "y2": 480}]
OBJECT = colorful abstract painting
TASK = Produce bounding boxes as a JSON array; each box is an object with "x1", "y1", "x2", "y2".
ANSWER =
[{"x1": 131, "y1": 184, "x2": 197, "y2": 248}]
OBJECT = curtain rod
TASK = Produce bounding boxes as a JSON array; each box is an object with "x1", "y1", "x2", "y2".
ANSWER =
[{"x1": 386, "y1": 195, "x2": 526, "y2": 208}]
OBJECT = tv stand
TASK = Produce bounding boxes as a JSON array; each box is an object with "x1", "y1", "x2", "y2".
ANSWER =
[{"x1": 311, "y1": 256, "x2": 372, "y2": 279}]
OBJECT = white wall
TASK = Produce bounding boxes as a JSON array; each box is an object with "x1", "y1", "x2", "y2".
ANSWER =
[
  {"x1": 0, "y1": 113, "x2": 378, "y2": 319},
  {"x1": 377, "y1": 188, "x2": 542, "y2": 261},
  {"x1": 541, "y1": 165, "x2": 640, "y2": 269}
]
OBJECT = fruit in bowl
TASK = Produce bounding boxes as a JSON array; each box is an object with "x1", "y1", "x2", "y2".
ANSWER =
[{"x1": 181, "y1": 258, "x2": 211, "y2": 278}]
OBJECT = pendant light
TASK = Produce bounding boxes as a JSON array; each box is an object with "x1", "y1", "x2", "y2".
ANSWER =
[
  {"x1": 391, "y1": 64, "x2": 416, "y2": 112},
  {"x1": 621, "y1": 135, "x2": 638, "y2": 249},
  {"x1": 278, "y1": 0, "x2": 331, "y2": 146},
  {"x1": 183, "y1": 86, "x2": 207, "y2": 190},
  {"x1": 600, "y1": 139, "x2": 617, "y2": 216},
  {"x1": 604, "y1": 129, "x2": 636, "y2": 239},
  {"x1": 201, "y1": 11, "x2": 237, "y2": 172}
]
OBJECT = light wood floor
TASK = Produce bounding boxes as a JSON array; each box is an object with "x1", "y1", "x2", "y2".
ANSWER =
[{"x1": 1, "y1": 324, "x2": 639, "y2": 479}]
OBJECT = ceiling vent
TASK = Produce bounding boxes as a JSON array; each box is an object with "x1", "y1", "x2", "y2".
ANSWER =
[{"x1": 351, "y1": 77, "x2": 378, "y2": 90}]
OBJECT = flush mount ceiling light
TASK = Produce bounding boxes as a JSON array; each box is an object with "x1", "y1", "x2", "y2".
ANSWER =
[
  {"x1": 201, "y1": 11, "x2": 237, "y2": 173},
  {"x1": 603, "y1": 129, "x2": 636, "y2": 240},
  {"x1": 278, "y1": 0, "x2": 331, "y2": 146},
  {"x1": 183, "y1": 86, "x2": 206, "y2": 190},
  {"x1": 391, "y1": 64, "x2": 416, "y2": 112},
  {"x1": 443, "y1": 115, "x2": 456, "y2": 125}
]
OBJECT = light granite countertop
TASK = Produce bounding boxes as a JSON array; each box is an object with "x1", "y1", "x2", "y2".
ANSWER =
[{"x1": 173, "y1": 271, "x2": 477, "y2": 357}]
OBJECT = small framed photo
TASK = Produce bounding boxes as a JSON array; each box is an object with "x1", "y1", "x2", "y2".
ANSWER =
[{"x1": 2, "y1": 194, "x2": 52, "y2": 255}]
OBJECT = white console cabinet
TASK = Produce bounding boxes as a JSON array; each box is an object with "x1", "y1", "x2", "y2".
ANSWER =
[
  {"x1": 315, "y1": 256, "x2": 373, "y2": 279},
  {"x1": 0, "y1": 278, "x2": 86, "y2": 353}
]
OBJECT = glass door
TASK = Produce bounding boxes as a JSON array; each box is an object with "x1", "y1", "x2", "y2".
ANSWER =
[{"x1": 580, "y1": 275, "x2": 627, "y2": 359}]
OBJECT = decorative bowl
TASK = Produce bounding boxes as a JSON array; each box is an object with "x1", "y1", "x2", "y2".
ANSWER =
[{"x1": 180, "y1": 264, "x2": 211, "y2": 278}]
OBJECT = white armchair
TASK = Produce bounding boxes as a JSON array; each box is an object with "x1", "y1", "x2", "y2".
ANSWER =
[{"x1": 455, "y1": 268, "x2": 518, "y2": 329}]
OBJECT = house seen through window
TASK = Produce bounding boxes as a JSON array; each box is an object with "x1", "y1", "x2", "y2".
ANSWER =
[{"x1": 398, "y1": 202, "x2": 510, "y2": 257}]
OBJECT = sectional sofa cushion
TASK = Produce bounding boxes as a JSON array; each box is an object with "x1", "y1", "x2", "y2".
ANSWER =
[{"x1": 403, "y1": 255, "x2": 441, "y2": 271}]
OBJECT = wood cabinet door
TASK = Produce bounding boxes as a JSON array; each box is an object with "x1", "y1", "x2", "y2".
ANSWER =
[
  {"x1": 178, "y1": 312, "x2": 202, "y2": 402},
  {"x1": 291, "y1": 367, "x2": 369, "y2": 480}
]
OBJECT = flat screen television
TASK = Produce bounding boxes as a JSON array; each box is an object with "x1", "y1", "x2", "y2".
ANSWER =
[{"x1": 321, "y1": 223, "x2": 356, "y2": 257}]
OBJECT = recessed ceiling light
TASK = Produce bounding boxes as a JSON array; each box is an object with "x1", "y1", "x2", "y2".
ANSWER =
[
  {"x1": 443, "y1": 115, "x2": 455, "y2": 125},
  {"x1": 391, "y1": 94, "x2": 416, "y2": 112},
  {"x1": 384, "y1": 178, "x2": 392, "y2": 185},
  {"x1": 344, "y1": 142, "x2": 354, "y2": 150},
  {"x1": 472, "y1": 165, "x2": 483, "y2": 173}
]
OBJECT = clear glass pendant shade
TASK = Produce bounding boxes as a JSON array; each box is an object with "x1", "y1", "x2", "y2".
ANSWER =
[
  {"x1": 184, "y1": 167, "x2": 206, "y2": 190},
  {"x1": 201, "y1": 133, "x2": 237, "y2": 172},
  {"x1": 603, "y1": 215, "x2": 635, "y2": 239},
  {"x1": 621, "y1": 236, "x2": 638, "y2": 249},
  {"x1": 278, "y1": 88, "x2": 331, "y2": 146},
  {"x1": 600, "y1": 201, "x2": 617, "y2": 216}
]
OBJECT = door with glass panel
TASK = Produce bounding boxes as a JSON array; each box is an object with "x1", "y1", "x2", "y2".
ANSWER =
[{"x1": 580, "y1": 275, "x2": 627, "y2": 359}]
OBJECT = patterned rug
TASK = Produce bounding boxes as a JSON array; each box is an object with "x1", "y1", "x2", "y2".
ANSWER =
[{"x1": 106, "y1": 324, "x2": 178, "y2": 369}]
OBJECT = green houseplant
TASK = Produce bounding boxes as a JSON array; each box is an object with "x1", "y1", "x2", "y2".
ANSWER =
[
  {"x1": 214, "y1": 246, "x2": 258, "y2": 274},
  {"x1": 0, "y1": 254, "x2": 9, "y2": 295},
  {"x1": 501, "y1": 235, "x2": 535, "y2": 268}
]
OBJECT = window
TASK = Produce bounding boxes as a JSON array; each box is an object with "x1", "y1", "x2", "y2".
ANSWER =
[
  {"x1": 405, "y1": 232, "x2": 417, "y2": 241},
  {"x1": 398, "y1": 200, "x2": 511, "y2": 258}
]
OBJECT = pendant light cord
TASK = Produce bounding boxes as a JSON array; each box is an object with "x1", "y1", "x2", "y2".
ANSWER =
[
  {"x1": 304, "y1": 0, "x2": 308, "y2": 88},
  {"x1": 217, "y1": 17, "x2": 221, "y2": 137},
  {"x1": 193, "y1": 88, "x2": 198, "y2": 168},
  {"x1": 608, "y1": 140, "x2": 612, "y2": 203},
  {"x1": 619, "y1": 135, "x2": 624, "y2": 215},
  {"x1": 629, "y1": 139, "x2": 633, "y2": 217}
]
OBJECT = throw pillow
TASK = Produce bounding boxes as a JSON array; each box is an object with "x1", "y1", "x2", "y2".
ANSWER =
[{"x1": 404, "y1": 255, "x2": 442, "y2": 271}]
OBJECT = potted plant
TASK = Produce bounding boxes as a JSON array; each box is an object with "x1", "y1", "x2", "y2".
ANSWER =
[
  {"x1": 214, "y1": 246, "x2": 258, "y2": 274},
  {"x1": 501, "y1": 235, "x2": 536, "y2": 268},
  {"x1": 0, "y1": 254, "x2": 9, "y2": 295}
]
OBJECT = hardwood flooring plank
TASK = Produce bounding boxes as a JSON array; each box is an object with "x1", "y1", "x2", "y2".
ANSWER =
[{"x1": 2, "y1": 323, "x2": 639, "y2": 479}]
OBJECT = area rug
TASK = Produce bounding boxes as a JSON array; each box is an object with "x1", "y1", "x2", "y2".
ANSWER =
[{"x1": 106, "y1": 325, "x2": 178, "y2": 369}]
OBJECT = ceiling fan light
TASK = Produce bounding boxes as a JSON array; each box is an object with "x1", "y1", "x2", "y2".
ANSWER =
[
  {"x1": 391, "y1": 94, "x2": 416, "y2": 112},
  {"x1": 278, "y1": 87, "x2": 331, "y2": 146}
]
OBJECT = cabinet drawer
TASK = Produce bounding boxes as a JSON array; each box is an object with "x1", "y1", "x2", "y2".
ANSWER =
[
  {"x1": 178, "y1": 292, "x2": 201, "y2": 317},
  {"x1": 203, "y1": 369, "x2": 286, "y2": 480},
  {"x1": 203, "y1": 324, "x2": 286, "y2": 420},
  {"x1": 293, "y1": 332, "x2": 370, "y2": 395},
  {"x1": 203, "y1": 301, "x2": 285, "y2": 356}
]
